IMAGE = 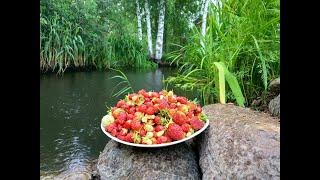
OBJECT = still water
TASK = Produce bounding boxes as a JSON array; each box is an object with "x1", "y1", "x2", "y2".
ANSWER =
[{"x1": 40, "y1": 67, "x2": 199, "y2": 175}]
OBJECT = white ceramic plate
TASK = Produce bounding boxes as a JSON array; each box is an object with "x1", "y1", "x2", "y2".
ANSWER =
[{"x1": 101, "y1": 120, "x2": 209, "y2": 148}]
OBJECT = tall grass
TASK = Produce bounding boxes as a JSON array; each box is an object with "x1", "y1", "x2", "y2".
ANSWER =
[
  {"x1": 165, "y1": 0, "x2": 280, "y2": 106},
  {"x1": 40, "y1": 0, "x2": 156, "y2": 74}
]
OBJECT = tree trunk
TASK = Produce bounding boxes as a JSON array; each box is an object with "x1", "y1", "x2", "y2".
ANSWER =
[
  {"x1": 155, "y1": 0, "x2": 166, "y2": 62},
  {"x1": 201, "y1": 0, "x2": 209, "y2": 37},
  {"x1": 144, "y1": 0, "x2": 153, "y2": 58},
  {"x1": 136, "y1": 0, "x2": 143, "y2": 41}
]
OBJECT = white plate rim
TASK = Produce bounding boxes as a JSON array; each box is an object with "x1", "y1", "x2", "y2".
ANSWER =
[{"x1": 101, "y1": 119, "x2": 209, "y2": 148}]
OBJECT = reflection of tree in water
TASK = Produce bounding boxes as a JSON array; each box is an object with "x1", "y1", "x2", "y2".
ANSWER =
[{"x1": 151, "y1": 68, "x2": 163, "y2": 91}]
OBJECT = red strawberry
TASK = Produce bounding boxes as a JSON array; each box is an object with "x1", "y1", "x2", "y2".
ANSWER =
[
  {"x1": 119, "y1": 128, "x2": 128, "y2": 136},
  {"x1": 116, "y1": 100, "x2": 126, "y2": 108},
  {"x1": 181, "y1": 123, "x2": 191, "y2": 132},
  {"x1": 128, "y1": 107, "x2": 135, "y2": 114},
  {"x1": 117, "y1": 124, "x2": 123, "y2": 131},
  {"x1": 112, "y1": 108, "x2": 124, "y2": 119},
  {"x1": 152, "y1": 92, "x2": 160, "y2": 98},
  {"x1": 145, "y1": 98, "x2": 151, "y2": 102},
  {"x1": 167, "y1": 123, "x2": 185, "y2": 140},
  {"x1": 158, "y1": 99, "x2": 168, "y2": 109},
  {"x1": 123, "y1": 120, "x2": 132, "y2": 129},
  {"x1": 172, "y1": 111, "x2": 187, "y2": 125},
  {"x1": 157, "y1": 136, "x2": 168, "y2": 144},
  {"x1": 177, "y1": 96, "x2": 188, "y2": 104},
  {"x1": 117, "y1": 134, "x2": 126, "y2": 141},
  {"x1": 125, "y1": 133, "x2": 134, "y2": 142},
  {"x1": 165, "y1": 135, "x2": 172, "y2": 142},
  {"x1": 137, "y1": 104, "x2": 147, "y2": 113},
  {"x1": 168, "y1": 96, "x2": 177, "y2": 103},
  {"x1": 154, "y1": 116, "x2": 161, "y2": 125},
  {"x1": 169, "y1": 103, "x2": 176, "y2": 109},
  {"x1": 139, "y1": 128, "x2": 147, "y2": 136},
  {"x1": 145, "y1": 106, "x2": 155, "y2": 115},
  {"x1": 111, "y1": 128, "x2": 118, "y2": 136},
  {"x1": 116, "y1": 112, "x2": 127, "y2": 124},
  {"x1": 187, "y1": 111, "x2": 194, "y2": 118},
  {"x1": 106, "y1": 123, "x2": 117, "y2": 132},
  {"x1": 196, "y1": 106, "x2": 202, "y2": 113},
  {"x1": 190, "y1": 117, "x2": 204, "y2": 130},
  {"x1": 155, "y1": 125, "x2": 165, "y2": 132},
  {"x1": 145, "y1": 102, "x2": 153, "y2": 107},
  {"x1": 127, "y1": 114, "x2": 134, "y2": 120},
  {"x1": 131, "y1": 120, "x2": 142, "y2": 131}
]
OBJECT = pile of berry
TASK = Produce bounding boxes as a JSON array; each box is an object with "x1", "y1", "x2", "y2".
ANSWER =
[{"x1": 101, "y1": 89, "x2": 207, "y2": 145}]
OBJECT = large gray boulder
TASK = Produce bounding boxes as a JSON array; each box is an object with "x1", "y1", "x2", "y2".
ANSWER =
[
  {"x1": 97, "y1": 140, "x2": 201, "y2": 180},
  {"x1": 269, "y1": 94, "x2": 280, "y2": 117},
  {"x1": 198, "y1": 104, "x2": 280, "y2": 179}
]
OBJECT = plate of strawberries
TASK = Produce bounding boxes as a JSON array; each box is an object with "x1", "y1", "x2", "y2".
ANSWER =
[{"x1": 101, "y1": 89, "x2": 209, "y2": 147}]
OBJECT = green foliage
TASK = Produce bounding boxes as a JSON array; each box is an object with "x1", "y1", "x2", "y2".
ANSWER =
[
  {"x1": 40, "y1": 0, "x2": 156, "y2": 74},
  {"x1": 165, "y1": 0, "x2": 279, "y2": 106},
  {"x1": 109, "y1": 68, "x2": 134, "y2": 98}
]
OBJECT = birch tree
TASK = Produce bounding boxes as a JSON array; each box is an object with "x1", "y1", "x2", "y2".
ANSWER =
[
  {"x1": 201, "y1": 0, "x2": 210, "y2": 37},
  {"x1": 155, "y1": 0, "x2": 166, "y2": 62},
  {"x1": 135, "y1": 0, "x2": 143, "y2": 41},
  {"x1": 144, "y1": 0, "x2": 153, "y2": 58}
]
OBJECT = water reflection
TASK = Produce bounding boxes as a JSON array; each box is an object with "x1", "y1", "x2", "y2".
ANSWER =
[{"x1": 40, "y1": 67, "x2": 196, "y2": 175}]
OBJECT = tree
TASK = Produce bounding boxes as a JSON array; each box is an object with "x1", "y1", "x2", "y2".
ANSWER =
[
  {"x1": 144, "y1": 0, "x2": 154, "y2": 58},
  {"x1": 154, "y1": 0, "x2": 166, "y2": 62},
  {"x1": 135, "y1": 0, "x2": 143, "y2": 41}
]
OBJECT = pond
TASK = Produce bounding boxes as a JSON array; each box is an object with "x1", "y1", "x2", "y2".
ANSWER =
[{"x1": 40, "y1": 67, "x2": 200, "y2": 175}]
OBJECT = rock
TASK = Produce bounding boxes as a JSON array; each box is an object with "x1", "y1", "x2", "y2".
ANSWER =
[
  {"x1": 198, "y1": 104, "x2": 280, "y2": 179},
  {"x1": 269, "y1": 94, "x2": 280, "y2": 117},
  {"x1": 53, "y1": 165, "x2": 93, "y2": 180},
  {"x1": 269, "y1": 77, "x2": 280, "y2": 97},
  {"x1": 97, "y1": 140, "x2": 200, "y2": 180}
]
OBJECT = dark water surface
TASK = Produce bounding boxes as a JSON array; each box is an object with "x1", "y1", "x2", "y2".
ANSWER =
[{"x1": 40, "y1": 67, "x2": 199, "y2": 175}]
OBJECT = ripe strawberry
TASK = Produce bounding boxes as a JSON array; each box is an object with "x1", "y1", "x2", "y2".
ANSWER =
[
  {"x1": 167, "y1": 123, "x2": 185, "y2": 140},
  {"x1": 151, "y1": 137, "x2": 157, "y2": 144},
  {"x1": 155, "y1": 125, "x2": 165, "y2": 132},
  {"x1": 169, "y1": 103, "x2": 176, "y2": 109},
  {"x1": 165, "y1": 135, "x2": 172, "y2": 142},
  {"x1": 196, "y1": 106, "x2": 202, "y2": 113},
  {"x1": 116, "y1": 100, "x2": 126, "y2": 108},
  {"x1": 168, "y1": 108, "x2": 177, "y2": 117},
  {"x1": 172, "y1": 111, "x2": 187, "y2": 125},
  {"x1": 117, "y1": 124, "x2": 123, "y2": 131},
  {"x1": 190, "y1": 117, "x2": 204, "y2": 130},
  {"x1": 177, "y1": 96, "x2": 188, "y2": 104},
  {"x1": 187, "y1": 102, "x2": 197, "y2": 111},
  {"x1": 187, "y1": 111, "x2": 194, "y2": 118},
  {"x1": 181, "y1": 123, "x2": 191, "y2": 132},
  {"x1": 125, "y1": 133, "x2": 134, "y2": 142},
  {"x1": 106, "y1": 123, "x2": 117, "y2": 132},
  {"x1": 127, "y1": 114, "x2": 134, "y2": 120},
  {"x1": 152, "y1": 92, "x2": 160, "y2": 98},
  {"x1": 145, "y1": 98, "x2": 151, "y2": 102},
  {"x1": 154, "y1": 116, "x2": 161, "y2": 125},
  {"x1": 157, "y1": 136, "x2": 168, "y2": 144},
  {"x1": 145, "y1": 102, "x2": 153, "y2": 107},
  {"x1": 116, "y1": 112, "x2": 127, "y2": 124},
  {"x1": 137, "y1": 104, "x2": 147, "y2": 113},
  {"x1": 112, "y1": 108, "x2": 124, "y2": 119},
  {"x1": 131, "y1": 120, "x2": 142, "y2": 131},
  {"x1": 128, "y1": 107, "x2": 136, "y2": 114},
  {"x1": 139, "y1": 128, "x2": 147, "y2": 136},
  {"x1": 168, "y1": 96, "x2": 177, "y2": 103},
  {"x1": 145, "y1": 106, "x2": 155, "y2": 115},
  {"x1": 119, "y1": 128, "x2": 128, "y2": 136},
  {"x1": 117, "y1": 134, "x2": 126, "y2": 141},
  {"x1": 111, "y1": 128, "x2": 118, "y2": 136},
  {"x1": 158, "y1": 99, "x2": 168, "y2": 109},
  {"x1": 123, "y1": 120, "x2": 132, "y2": 129}
]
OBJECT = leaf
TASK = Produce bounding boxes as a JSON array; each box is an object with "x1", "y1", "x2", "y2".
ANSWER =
[
  {"x1": 213, "y1": 62, "x2": 225, "y2": 104},
  {"x1": 252, "y1": 35, "x2": 268, "y2": 90}
]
